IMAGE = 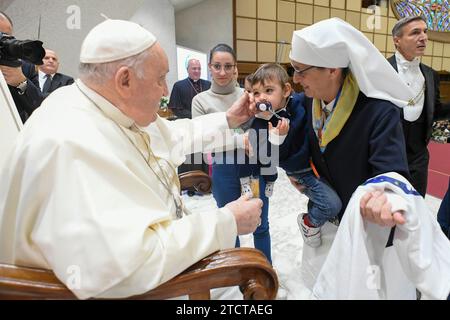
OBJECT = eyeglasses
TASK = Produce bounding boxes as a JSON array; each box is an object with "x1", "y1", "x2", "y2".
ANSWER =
[
  {"x1": 290, "y1": 63, "x2": 316, "y2": 77},
  {"x1": 210, "y1": 63, "x2": 236, "y2": 73}
]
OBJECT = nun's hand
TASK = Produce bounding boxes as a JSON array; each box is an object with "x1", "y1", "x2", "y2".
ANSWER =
[{"x1": 360, "y1": 190, "x2": 406, "y2": 227}]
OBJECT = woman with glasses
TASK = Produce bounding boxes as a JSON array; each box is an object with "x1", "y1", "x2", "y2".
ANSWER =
[
  {"x1": 192, "y1": 44, "x2": 272, "y2": 264},
  {"x1": 289, "y1": 18, "x2": 450, "y2": 300}
]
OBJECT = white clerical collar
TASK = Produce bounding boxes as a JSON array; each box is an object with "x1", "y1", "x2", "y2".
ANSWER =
[
  {"x1": 76, "y1": 79, "x2": 134, "y2": 128},
  {"x1": 395, "y1": 51, "x2": 420, "y2": 70}
]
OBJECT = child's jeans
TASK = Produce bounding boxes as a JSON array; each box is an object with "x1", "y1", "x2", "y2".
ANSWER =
[{"x1": 287, "y1": 168, "x2": 342, "y2": 227}]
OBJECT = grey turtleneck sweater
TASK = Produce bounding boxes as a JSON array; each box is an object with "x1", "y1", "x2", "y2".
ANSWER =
[
  {"x1": 191, "y1": 79, "x2": 246, "y2": 149},
  {"x1": 191, "y1": 79, "x2": 244, "y2": 118}
]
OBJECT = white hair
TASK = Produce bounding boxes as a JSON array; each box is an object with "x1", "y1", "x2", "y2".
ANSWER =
[
  {"x1": 78, "y1": 49, "x2": 151, "y2": 85},
  {"x1": 185, "y1": 57, "x2": 200, "y2": 70}
]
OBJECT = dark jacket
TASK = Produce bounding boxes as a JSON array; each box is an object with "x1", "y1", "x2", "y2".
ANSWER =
[
  {"x1": 387, "y1": 55, "x2": 450, "y2": 143},
  {"x1": 168, "y1": 78, "x2": 211, "y2": 119},
  {"x1": 306, "y1": 92, "x2": 410, "y2": 219},
  {"x1": 278, "y1": 93, "x2": 310, "y2": 172},
  {"x1": 8, "y1": 62, "x2": 43, "y2": 123},
  {"x1": 388, "y1": 55, "x2": 450, "y2": 195},
  {"x1": 42, "y1": 72, "x2": 74, "y2": 98},
  {"x1": 238, "y1": 93, "x2": 309, "y2": 181}
]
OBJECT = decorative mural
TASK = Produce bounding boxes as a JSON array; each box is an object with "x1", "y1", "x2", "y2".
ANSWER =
[{"x1": 391, "y1": 0, "x2": 449, "y2": 42}]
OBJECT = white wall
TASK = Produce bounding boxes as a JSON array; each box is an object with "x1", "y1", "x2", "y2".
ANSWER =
[
  {"x1": 175, "y1": 0, "x2": 233, "y2": 60},
  {"x1": 2, "y1": 0, "x2": 177, "y2": 87},
  {"x1": 131, "y1": 0, "x2": 178, "y2": 89}
]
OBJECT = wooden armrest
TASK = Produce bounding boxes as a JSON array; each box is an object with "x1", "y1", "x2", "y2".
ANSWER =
[
  {"x1": 178, "y1": 170, "x2": 212, "y2": 194},
  {"x1": 133, "y1": 248, "x2": 278, "y2": 300},
  {"x1": 0, "y1": 248, "x2": 277, "y2": 300}
]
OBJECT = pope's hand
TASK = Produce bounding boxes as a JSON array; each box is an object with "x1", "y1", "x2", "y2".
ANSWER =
[
  {"x1": 226, "y1": 91, "x2": 257, "y2": 128},
  {"x1": 225, "y1": 194, "x2": 263, "y2": 235}
]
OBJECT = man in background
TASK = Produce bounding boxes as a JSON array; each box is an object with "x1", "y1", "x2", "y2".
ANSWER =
[
  {"x1": 388, "y1": 16, "x2": 450, "y2": 196},
  {"x1": 38, "y1": 49, "x2": 74, "y2": 98},
  {"x1": 168, "y1": 57, "x2": 210, "y2": 119}
]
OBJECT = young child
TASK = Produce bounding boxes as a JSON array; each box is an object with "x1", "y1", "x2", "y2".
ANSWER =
[{"x1": 239, "y1": 63, "x2": 342, "y2": 247}]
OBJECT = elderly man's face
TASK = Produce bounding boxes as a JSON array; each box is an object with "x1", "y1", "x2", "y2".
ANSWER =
[
  {"x1": 40, "y1": 49, "x2": 59, "y2": 75},
  {"x1": 187, "y1": 59, "x2": 201, "y2": 81},
  {"x1": 130, "y1": 44, "x2": 169, "y2": 126},
  {"x1": 291, "y1": 61, "x2": 336, "y2": 102},
  {"x1": 394, "y1": 20, "x2": 428, "y2": 61}
]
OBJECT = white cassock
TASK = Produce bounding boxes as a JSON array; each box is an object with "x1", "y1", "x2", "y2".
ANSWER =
[
  {"x1": 312, "y1": 172, "x2": 450, "y2": 300},
  {"x1": 0, "y1": 79, "x2": 241, "y2": 299}
]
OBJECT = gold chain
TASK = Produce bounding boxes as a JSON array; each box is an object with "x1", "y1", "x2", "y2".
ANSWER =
[
  {"x1": 187, "y1": 79, "x2": 202, "y2": 94},
  {"x1": 77, "y1": 83, "x2": 185, "y2": 218},
  {"x1": 134, "y1": 125, "x2": 180, "y2": 192},
  {"x1": 117, "y1": 125, "x2": 184, "y2": 219},
  {"x1": 407, "y1": 83, "x2": 426, "y2": 107}
]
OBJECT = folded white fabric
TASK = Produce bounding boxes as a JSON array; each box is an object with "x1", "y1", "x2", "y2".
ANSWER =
[{"x1": 312, "y1": 172, "x2": 450, "y2": 300}]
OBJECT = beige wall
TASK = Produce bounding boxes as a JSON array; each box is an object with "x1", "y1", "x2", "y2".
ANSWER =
[
  {"x1": 175, "y1": 0, "x2": 233, "y2": 58},
  {"x1": 234, "y1": 0, "x2": 450, "y2": 71},
  {"x1": 2, "y1": 0, "x2": 179, "y2": 88}
]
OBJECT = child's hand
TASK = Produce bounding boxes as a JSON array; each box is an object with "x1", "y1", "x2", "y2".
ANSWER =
[
  {"x1": 268, "y1": 118, "x2": 290, "y2": 136},
  {"x1": 243, "y1": 132, "x2": 254, "y2": 157}
]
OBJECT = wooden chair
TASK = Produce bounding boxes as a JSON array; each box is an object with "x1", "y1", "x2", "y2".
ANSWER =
[
  {"x1": 0, "y1": 171, "x2": 278, "y2": 300},
  {"x1": 0, "y1": 248, "x2": 278, "y2": 300},
  {"x1": 179, "y1": 170, "x2": 212, "y2": 194}
]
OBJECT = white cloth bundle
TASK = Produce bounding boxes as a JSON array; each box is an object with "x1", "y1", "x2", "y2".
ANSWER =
[{"x1": 312, "y1": 172, "x2": 450, "y2": 300}]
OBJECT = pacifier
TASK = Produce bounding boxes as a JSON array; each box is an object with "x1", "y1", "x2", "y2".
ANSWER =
[{"x1": 256, "y1": 101, "x2": 273, "y2": 112}]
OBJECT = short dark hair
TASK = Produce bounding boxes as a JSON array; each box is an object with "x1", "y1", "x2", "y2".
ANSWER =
[
  {"x1": 0, "y1": 11, "x2": 13, "y2": 28},
  {"x1": 209, "y1": 43, "x2": 237, "y2": 63},
  {"x1": 392, "y1": 16, "x2": 427, "y2": 38},
  {"x1": 244, "y1": 73, "x2": 253, "y2": 84},
  {"x1": 251, "y1": 63, "x2": 290, "y2": 89}
]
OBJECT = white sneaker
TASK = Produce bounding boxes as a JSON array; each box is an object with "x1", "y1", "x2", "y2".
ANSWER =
[
  {"x1": 265, "y1": 182, "x2": 275, "y2": 197},
  {"x1": 297, "y1": 213, "x2": 322, "y2": 248},
  {"x1": 240, "y1": 177, "x2": 253, "y2": 198}
]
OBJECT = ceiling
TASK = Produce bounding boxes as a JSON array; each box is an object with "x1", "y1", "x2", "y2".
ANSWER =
[
  {"x1": 0, "y1": 1, "x2": 206, "y2": 13},
  {"x1": 169, "y1": 0, "x2": 206, "y2": 12}
]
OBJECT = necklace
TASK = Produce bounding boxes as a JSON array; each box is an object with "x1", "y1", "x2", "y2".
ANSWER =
[
  {"x1": 188, "y1": 79, "x2": 202, "y2": 95},
  {"x1": 407, "y1": 83, "x2": 425, "y2": 107},
  {"x1": 122, "y1": 124, "x2": 185, "y2": 219},
  {"x1": 77, "y1": 84, "x2": 185, "y2": 219}
]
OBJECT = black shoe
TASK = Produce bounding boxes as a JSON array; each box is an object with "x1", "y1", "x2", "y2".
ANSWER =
[{"x1": 187, "y1": 190, "x2": 195, "y2": 197}]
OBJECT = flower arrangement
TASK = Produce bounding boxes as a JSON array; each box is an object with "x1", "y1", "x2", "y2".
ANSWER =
[
  {"x1": 432, "y1": 120, "x2": 449, "y2": 144},
  {"x1": 160, "y1": 96, "x2": 169, "y2": 110}
]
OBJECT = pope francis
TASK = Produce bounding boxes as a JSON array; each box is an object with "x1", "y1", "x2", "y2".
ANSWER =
[{"x1": 0, "y1": 19, "x2": 263, "y2": 299}]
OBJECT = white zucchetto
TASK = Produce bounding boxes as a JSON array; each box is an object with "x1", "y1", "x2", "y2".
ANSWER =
[
  {"x1": 290, "y1": 18, "x2": 418, "y2": 116},
  {"x1": 80, "y1": 19, "x2": 157, "y2": 64}
]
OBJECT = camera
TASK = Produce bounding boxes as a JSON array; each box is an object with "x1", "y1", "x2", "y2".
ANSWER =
[{"x1": 0, "y1": 32, "x2": 45, "y2": 67}]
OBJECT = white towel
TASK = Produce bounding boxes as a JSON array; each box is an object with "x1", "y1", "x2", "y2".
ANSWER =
[{"x1": 312, "y1": 172, "x2": 450, "y2": 300}]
